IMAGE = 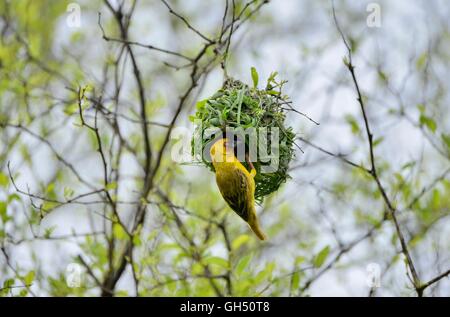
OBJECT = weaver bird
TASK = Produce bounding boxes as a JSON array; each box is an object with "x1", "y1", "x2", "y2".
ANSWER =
[{"x1": 210, "y1": 138, "x2": 266, "y2": 240}]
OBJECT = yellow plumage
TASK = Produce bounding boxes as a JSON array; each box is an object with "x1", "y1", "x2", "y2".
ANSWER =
[{"x1": 210, "y1": 138, "x2": 266, "y2": 240}]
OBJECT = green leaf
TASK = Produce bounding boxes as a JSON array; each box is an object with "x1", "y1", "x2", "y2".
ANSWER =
[
  {"x1": 24, "y1": 270, "x2": 35, "y2": 285},
  {"x1": 236, "y1": 254, "x2": 252, "y2": 275},
  {"x1": 342, "y1": 56, "x2": 350, "y2": 67},
  {"x1": 295, "y1": 256, "x2": 306, "y2": 265},
  {"x1": 313, "y1": 245, "x2": 330, "y2": 268},
  {"x1": 42, "y1": 201, "x2": 58, "y2": 212},
  {"x1": 105, "y1": 182, "x2": 117, "y2": 191},
  {"x1": 251, "y1": 67, "x2": 259, "y2": 88},
  {"x1": 192, "y1": 262, "x2": 204, "y2": 275},
  {"x1": 0, "y1": 172, "x2": 8, "y2": 187},
  {"x1": 266, "y1": 71, "x2": 278, "y2": 89},
  {"x1": 45, "y1": 182, "x2": 55, "y2": 194},
  {"x1": 377, "y1": 70, "x2": 388, "y2": 82},
  {"x1": 0, "y1": 201, "x2": 10, "y2": 223},
  {"x1": 417, "y1": 103, "x2": 426, "y2": 114},
  {"x1": 64, "y1": 187, "x2": 74, "y2": 199},
  {"x1": 431, "y1": 189, "x2": 440, "y2": 209},
  {"x1": 266, "y1": 90, "x2": 280, "y2": 96},
  {"x1": 204, "y1": 256, "x2": 229, "y2": 269},
  {"x1": 3, "y1": 278, "x2": 15, "y2": 289},
  {"x1": 349, "y1": 37, "x2": 358, "y2": 52},
  {"x1": 132, "y1": 234, "x2": 142, "y2": 246},
  {"x1": 44, "y1": 226, "x2": 56, "y2": 238},
  {"x1": 64, "y1": 103, "x2": 79, "y2": 115},
  {"x1": 113, "y1": 223, "x2": 127, "y2": 240},
  {"x1": 345, "y1": 114, "x2": 360, "y2": 134},
  {"x1": 441, "y1": 133, "x2": 450, "y2": 150},
  {"x1": 196, "y1": 99, "x2": 207, "y2": 110},
  {"x1": 373, "y1": 137, "x2": 384, "y2": 147},
  {"x1": 254, "y1": 262, "x2": 275, "y2": 284},
  {"x1": 419, "y1": 115, "x2": 437, "y2": 133},
  {"x1": 291, "y1": 271, "x2": 300, "y2": 290},
  {"x1": 115, "y1": 290, "x2": 129, "y2": 296},
  {"x1": 416, "y1": 52, "x2": 427, "y2": 70},
  {"x1": 158, "y1": 243, "x2": 180, "y2": 251},
  {"x1": 19, "y1": 289, "x2": 28, "y2": 297},
  {"x1": 8, "y1": 193, "x2": 21, "y2": 203},
  {"x1": 232, "y1": 234, "x2": 250, "y2": 250},
  {"x1": 401, "y1": 161, "x2": 416, "y2": 170}
]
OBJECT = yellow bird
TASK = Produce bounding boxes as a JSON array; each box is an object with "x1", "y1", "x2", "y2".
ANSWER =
[{"x1": 210, "y1": 138, "x2": 266, "y2": 240}]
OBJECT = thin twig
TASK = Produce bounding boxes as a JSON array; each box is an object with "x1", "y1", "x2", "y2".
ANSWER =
[
  {"x1": 160, "y1": 0, "x2": 214, "y2": 43},
  {"x1": 332, "y1": 1, "x2": 421, "y2": 294}
]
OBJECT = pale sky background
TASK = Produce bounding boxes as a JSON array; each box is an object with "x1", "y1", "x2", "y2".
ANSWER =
[{"x1": 3, "y1": 0, "x2": 449, "y2": 296}]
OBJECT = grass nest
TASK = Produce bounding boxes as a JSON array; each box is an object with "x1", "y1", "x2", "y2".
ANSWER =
[{"x1": 191, "y1": 70, "x2": 296, "y2": 202}]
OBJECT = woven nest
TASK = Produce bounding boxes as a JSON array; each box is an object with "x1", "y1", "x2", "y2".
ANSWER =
[{"x1": 191, "y1": 73, "x2": 295, "y2": 202}]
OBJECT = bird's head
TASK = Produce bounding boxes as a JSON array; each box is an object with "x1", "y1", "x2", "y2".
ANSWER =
[{"x1": 210, "y1": 138, "x2": 234, "y2": 163}]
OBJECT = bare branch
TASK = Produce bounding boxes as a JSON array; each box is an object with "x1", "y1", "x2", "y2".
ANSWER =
[{"x1": 160, "y1": 0, "x2": 214, "y2": 43}]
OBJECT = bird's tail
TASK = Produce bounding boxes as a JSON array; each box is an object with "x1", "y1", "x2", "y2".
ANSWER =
[{"x1": 248, "y1": 211, "x2": 267, "y2": 241}]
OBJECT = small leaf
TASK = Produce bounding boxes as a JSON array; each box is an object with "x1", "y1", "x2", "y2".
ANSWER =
[
  {"x1": 266, "y1": 71, "x2": 278, "y2": 89},
  {"x1": 24, "y1": 271, "x2": 35, "y2": 285},
  {"x1": 204, "y1": 256, "x2": 229, "y2": 269},
  {"x1": 0, "y1": 201, "x2": 10, "y2": 223},
  {"x1": 401, "y1": 161, "x2": 416, "y2": 170},
  {"x1": 295, "y1": 256, "x2": 306, "y2": 265},
  {"x1": 46, "y1": 182, "x2": 55, "y2": 194},
  {"x1": 132, "y1": 234, "x2": 142, "y2": 246},
  {"x1": 417, "y1": 104, "x2": 425, "y2": 114},
  {"x1": 113, "y1": 223, "x2": 127, "y2": 240},
  {"x1": 441, "y1": 133, "x2": 450, "y2": 150},
  {"x1": 291, "y1": 271, "x2": 300, "y2": 290},
  {"x1": 105, "y1": 182, "x2": 117, "y2": 191},
  {"x1": 236, "y1": 254, "x2": 252, "y2": 275},
  {"x1": 373, "y1": 137, "x2": 384, "y2": 147},
  {"x1": 377, "y1": 70, "x2": 388, "y2": 82},
  {"x1": 64, "y1": 187, "x2": 74, "y2": 199},
  {"x1": 191, "y1": 262, "x2": 204, "y2": 275},
  {"x1": 266, "y1": 90, "x2": 280, "y2": 96},
  {"x1": 3, "y1": 278, "x2": 15, "y2": 289},
  {"x1": 0, "y1": 172, "x2": 8, "y2": 187},
  {"x1": 431, "y1": 189, "x2": 440, "y2": 209},
  {"x1": 313, "y1": 245, "x2": 330, "y2": 268},
  {"x1": 8, "y1": 193, "x2": 21, "y2": 203},
  {"x1": 416, "y1": 52, "x2": 427, "y2": 70},
  {"x1": 419, "y1": 115, "x2": 437, "y2": 133},
  {"x1": 343, "y1": 56, "x2": 349, "y2": 67},
  {"x1": 251, "y1": 67, "x2": 259, "y2": 88},
  {"x1": 64, "y1": 103, "x2": 79, "y2": 115},
  {"x1": 349, "y1": 37, "x2": 358, "y2": 52},
  {"x1": 232, "y1": 234, "x2": 250, "y2": 250},
  {"x1": 254, "y1": 262, "x2": 275, "y2": 284},
  {"x1": 345, "y1": 114, "x2": 360, "y2": 134},
  {"x1": 44, "y1": 226, "x2": 56, "y2": 238},
  {"x1": 196, "y1": 99, "x2": 207, "y2": 110}
]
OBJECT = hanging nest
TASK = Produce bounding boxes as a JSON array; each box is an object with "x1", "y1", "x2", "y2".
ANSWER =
[{"x1": 191, "y1": 71, "x2": 296, "y2": 202}]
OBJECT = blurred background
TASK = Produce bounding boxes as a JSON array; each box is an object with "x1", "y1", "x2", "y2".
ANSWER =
[{"x1": 0, "y1": 0, "x2": 449, "y2": 296}]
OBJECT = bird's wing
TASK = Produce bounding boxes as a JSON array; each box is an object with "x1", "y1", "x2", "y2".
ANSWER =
[{"x1": 218, "y1": 168, "x2": 252, "y2": 222}]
